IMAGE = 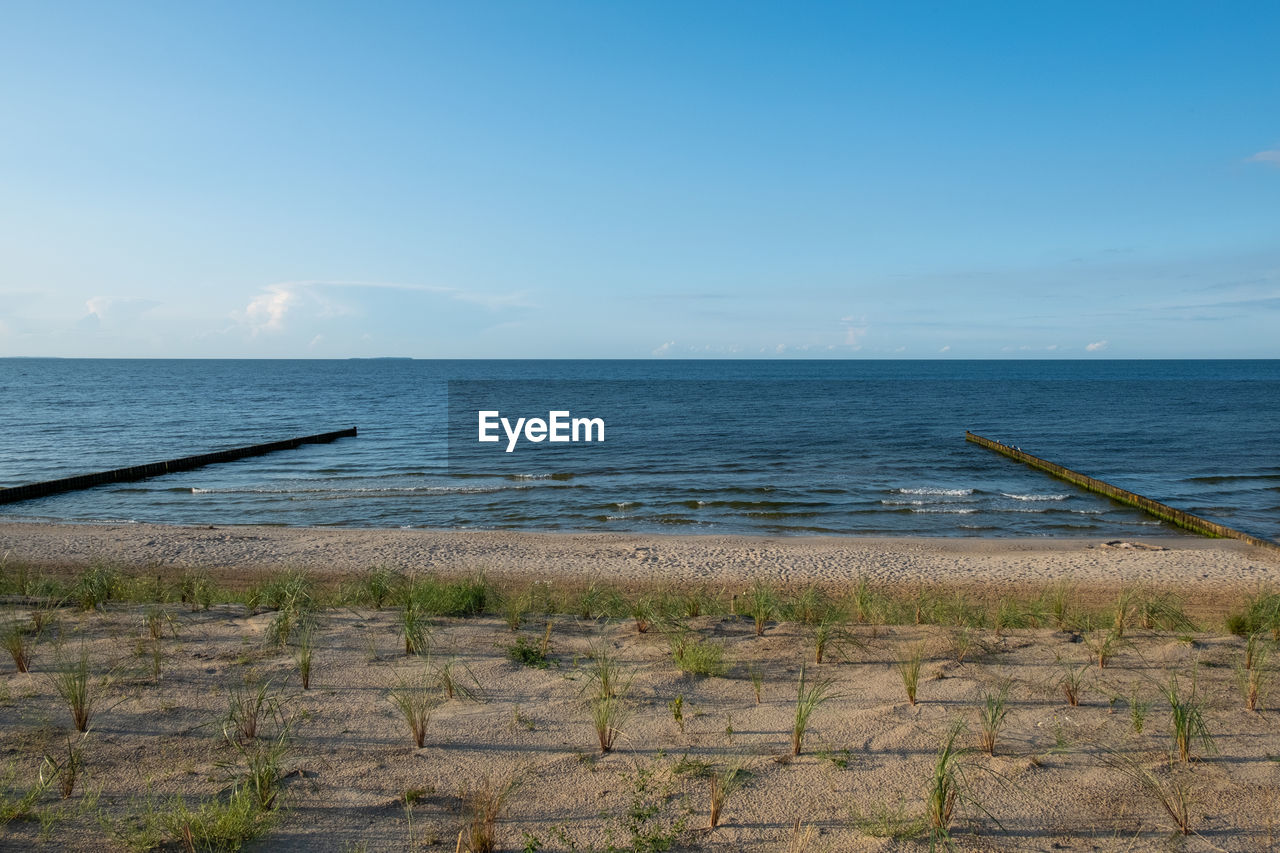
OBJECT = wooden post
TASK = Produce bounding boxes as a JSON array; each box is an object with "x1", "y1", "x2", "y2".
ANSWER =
[
  {"x1": 0, "y1": 427, "x2": 357, "y2": 505},
  {"x1": 965, "y1": 431, "x2": 1277, "y2": 549}
]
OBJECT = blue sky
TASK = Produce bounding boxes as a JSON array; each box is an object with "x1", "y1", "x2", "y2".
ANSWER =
[{"x1": 1, "y1": 2, "x2": 1277, "y2": 358}]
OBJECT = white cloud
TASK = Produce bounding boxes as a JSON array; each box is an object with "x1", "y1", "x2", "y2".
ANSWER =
[
  {"x1": 1085, "y1": 339, "x2": 1109, "y2": 352},
  {"x1": 939, "y1": 345, "x2": 951, "y2": 353},
  {"x1": 840, "y1": 315, "x2": 868, "y2": 349},
  {"x1": 241, "y1": 284, "x2": 297, "y2": 333},
  {"x1": 83, "y1": 296, "x2": 161, "y2": 325},
  {"x1": 1247, "y1": 149, "x2": 1280, "y2": 166},
  {"x1": 235, "y1": 279, "x2": 529, "y2": 335}
]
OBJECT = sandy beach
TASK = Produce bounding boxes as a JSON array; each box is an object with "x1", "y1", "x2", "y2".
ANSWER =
[
  {"x1": 3, "y1": 521, "x2": 1278, "y2": 609},
  {"x1": 5, "y1": 524, "x2": 1280, "y2": 851}
]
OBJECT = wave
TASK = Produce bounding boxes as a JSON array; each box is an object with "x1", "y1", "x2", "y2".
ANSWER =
[
  {"x1": 506, "y1": 472, "x2": 576, "y2": 481},
  {"x1": 745, "y1": 511, "x2": 823, "y2": 519},
  {"x1": 910, "y1": 507, "x2": 977, "y2": 514},
  {"x1": 190, "y1": 485, "x2": 526, "y2": 496},
  {"x1": 895, "y1": 487, "x2": 974, "y2": 496},
  {"x1": 679, "y1": 499, "x2": 830, "y2": 510},
  {"x1": 1001, "y1": 493, "x2": 1069, "y2": 501},
  {"x1": 1187, "y1": 474, "x2": 1280, "y2": 484}
]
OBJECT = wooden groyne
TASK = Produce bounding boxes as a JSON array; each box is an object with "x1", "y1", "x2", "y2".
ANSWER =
[
  {"x1": 0, "y1": 427, "x2": 357, "y2": 505},
  {"x1": 965, "y1": 431, "x2": 1278, "y2": 549}
]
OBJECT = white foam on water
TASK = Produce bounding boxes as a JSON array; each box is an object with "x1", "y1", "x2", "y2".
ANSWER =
[{"x1": 1001, "y1": 493, "x2": 1069, "y2": 501}]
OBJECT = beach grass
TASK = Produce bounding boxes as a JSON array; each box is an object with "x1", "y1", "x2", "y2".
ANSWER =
[{"x1": 4, "y1": 553, "x2": 1280, "y2": 849}]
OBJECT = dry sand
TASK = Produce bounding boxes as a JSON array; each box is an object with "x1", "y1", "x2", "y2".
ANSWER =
[
  {"x1": 4, "y1": 523, "x2": 1280, "y2": 852},
  {"x1": 4, "y1": 601, "x2": 1280, "y2": 851},
  {"x1": 3, "y1": 522, "x2": 1278, "y2": 604}
]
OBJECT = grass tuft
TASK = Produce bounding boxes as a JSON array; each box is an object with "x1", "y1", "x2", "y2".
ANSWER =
[
  {"x1": 977, "y1": 683, "x2": 1009, "y2": 755},
  {"x1": 791, "y1": 664, "x2": 836, "y2": 756},
  {"x1": 1057, "y1": 659, "x2": 1088, "y2": 707},
  {"x1": 388, "y1": 675, "x2": 439, "y2": 749},
  {"x1": 225, "y1": 680, "x2": 277, "y2": 744},
  {"x1": 50, "y1": 646, "x2": 97, "y2": 733},
  {"x1": 926, "y1": 720, "x2": 967, "y2": 848},
  {"x1": 3, "y1": 618, "x2": 32, "y2": 673},
  {"x1": 746, "y1": 582, "x2": 776, "y2": 637},
  {"x1": 293, "y1": 625, "x2": 316, "y2": 690},
  {"x1": 1236, "y1": 642, "x2": 1270, "y2": 712},
  {"x1": 707, "y1": 757, "x2": 749, "y2": 828},
  {"x1": 669, "y1": 631, "x2": 728, "y2": 677},
  {"x1": 1165, "y1": 671, "x2": 1214, "y2": 763},
  {"x1": 460, "y1": 773, "x2": 519, "y2": 853},
  {"x1": 898, "y1": 642, "x2": 925, "y2": 706}
]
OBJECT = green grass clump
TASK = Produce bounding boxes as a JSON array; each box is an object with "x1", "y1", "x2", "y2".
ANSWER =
[
  {"x1": 224, "y1": 681, "x2": 278, "y2": 744},
  {"x1": 1137, "y1": 590, "x2": 1195, "y2": 632},
  {"x1": 809, "y1": 614, "x2": 857, "y2": 665},
  {"x1": 1058, "y1": 659, "x2": 1088, "y2": 707},
  {"x1": 993, "y1": 597, "x2": 1037, "y2": 636},
  {"x1": 707, "y1": 757, "x2": 749, "y2": 828},
  {"x1": 745, "y1": 582, "x2": 776, "y2": 637},
  {"x1": 897, "y1": 643, "x2": 925, "y2": 706},
  {"x1": 388, "y1": 676, "x2": 439, "y2": 748},
  {"x1": 569, "y1": 583, "x2": 626, "y2": 620},
  {"x1": 852, "y1": 797, "x2": 927, "y2": 840},
  {"x1": 1237, "y1": 638, "x2": 1270, "y2": 712},
  {"x1": 257, "y1": 570, "x2": 315, "y2": 611},
  {"x1": 461, "y1": 774, "x2": 520, "y2": 853},
  {"x1": 1130, "y1": 688, "x2": 1152, "y2": 733},
  {"x1": 226, "y1": 726, "x2": 292, "y2": 812},
  {"x1": 1225, "y1": 589, "x2": 1280, "y2": 639},
  {"x1": 1085, "y1": 629, "x2": 1122, "y2": 669},
  {"x1": 433, "y1": 656, "x2": 481, "y2": 701},
  {"x1": 977, "y1": 684, "x2": 1009, "y2": 755},
  {"x1": 404, "y1": 573, "x2": 489, "y2": 617},
  {"x1": 3, "y1": 618, "x2": 32, "y2": 673},
  {"x1": 786, "y1": 586, "x2": 832, "y2": 625},
  {"x1": 293, "y1": 626, "x2": 316, "y2": 690},
  {"x1": 791, "y1": 665, "x2": 835, "y2": 756},
  {"x1": 40, "y1": 735, "x2": 86, "y2": 800},
  {"x1": 120, "y1": 787, "x2": 277, "y2": 851},
  {"x1": 584, "y1": 643, "x2": 631, "y2": 698},
  {"x1": 50, "y1": 646, "x2": 97, "y2": 733},
  {"x1": 506, "y1": 621, "x2": 554, "y2": 668},
  {"x1": 254, "y1": 571, "x2": 316, "y2": 647},
  {"x1": 73, "y1": 564, "x2": 121, "y2": 611},
  {"x1": 590, "y1": 688, "x2": 628, "y2": 754},
  {"x1": 400, "y1": 601, "x2": 429, "y2": 656},
  {"x1": 502, "y1": 590, "x2": 533, "y2": 632},
  {"x1": 179, "y1": 570, "x2": 215, "y2": 611},
  {"x1": 926, "y1": 720, "x2": 969, "y2": 849},
  {"x1": 1165, "y1": 672, "x2": 1214, "y2": 763},
  {"x1": 351, "y1": 566, "x2": 400, "y2": 610},
  {"x1": 669, "y1": 632, "x2": 728, "y2": 677}
]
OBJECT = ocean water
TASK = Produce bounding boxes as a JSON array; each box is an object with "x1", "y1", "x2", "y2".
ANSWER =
[{"x1": 1, "y1": 359, "x2": 1277, "y2": 541}]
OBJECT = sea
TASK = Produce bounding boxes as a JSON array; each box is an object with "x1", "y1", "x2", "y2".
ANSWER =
[{"x1": 1, "y1": 359, "x2": 1277, "y2": 541}]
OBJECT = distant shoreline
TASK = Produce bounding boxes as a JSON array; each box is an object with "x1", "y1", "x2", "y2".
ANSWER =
[{"x1": 3, "y1": 521, "x2": 1276, "y2": 608}]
